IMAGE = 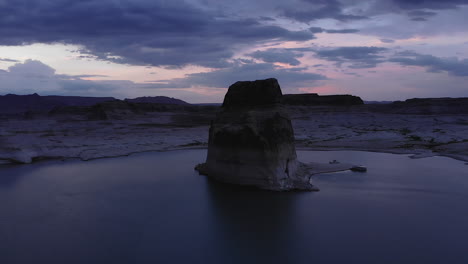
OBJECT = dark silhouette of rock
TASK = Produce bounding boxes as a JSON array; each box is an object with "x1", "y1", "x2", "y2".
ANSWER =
[
  {"x1": 222, "y1": 78, "x2": 282, "y2": 109},
  {"x1": 124, "y1": 96, "x2": 189, "y2": 105},
  {"x1": 45, "y1": 95, "x2": 116, "y2": 106},
  {"x1": 48, "y1": 100, "x2": 218, "y2": 121},
  {"x1": 282, "y1": 93, "x2": 364, "y2": 106},
  {"x1": 196, "y1": 78, "x2": 316, "y2": 191},
  {"x1": 389, "y1": 97, "x2": 468, "y2": 114},
  {"x1": 363, "y1": 97, "x2": 468, "y2": 114},
  {"x1": 0, "y1": 93, "x2": 115, "y2": 114}
]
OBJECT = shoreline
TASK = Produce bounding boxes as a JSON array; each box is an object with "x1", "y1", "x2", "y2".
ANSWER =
[
  {"x1": 2, "y1": 144, "x2": 467, "y2": 169},
  {"x1": 296, "y1": 146, "x2": 468, "y2": 162},
  {"x1": 1, "y1": 109, "x2": 467, "y2": 166}
]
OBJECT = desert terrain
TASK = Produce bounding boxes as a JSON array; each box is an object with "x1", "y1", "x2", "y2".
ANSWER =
[{"x1": 1, "y1": 95, "x2": 467, "y2": 165}]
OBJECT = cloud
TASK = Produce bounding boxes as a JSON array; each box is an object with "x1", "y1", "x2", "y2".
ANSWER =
[
  {"x1": 390, "y1": 51, "x2": 468, "y2": 76},
  {"x1": 380, "y1": 39, "x2": 395, "y2": 43},
  {"x1": 8, "y1": 60, "x2": 56, "y2": 77},
  {"x1": 309, "y1": 27, "x2": 324, "y2": 33},
  {"x1": 407, "y1": 10, "x2": 438, "y2": 17},
  {"x1": 314, "y1": 47, "x2": 389, "y2": 68},
  {"x1": 325, "y1": 29, "x2": 360, "y2": 34},
  {"x1": 70, "y1": 74, "x2": 110, "y2": 79},
  {"x1": 145, "y1": 60, "x2": 327, "y2": 90},
  {"x1": 282, "y1": 0, "x2": 368, "y2": 23},
  {"x1": 366, "y1": 0, "x2": 467, "y2": 16},
  {"x1": 247, "y1": 49, "x2": 305, "y2": 66},
  {"x1": 0, "y1": 60, "x2": 122, "y2": 96},
  {"x1": 0, "y1": 59, "x2": 328, "y2": 99},
  {"x1": 0, "y1": 0, "x2": 315, "y2": 69},
  {"x1": 410, "y1": 17, "x2": 428, "y2": 21},
  {"x1": 0, "y1": 58, "x2": 19, "y2": 63},
  {"x1": 390, "y1": 0, "x2": 467, "y2": 10},
  {"x1": 360, "y1": 6, "x2": 467, "y2": 39},
  {"x1": 309, "y1": 27, "x2": 360, "y2": 34}
]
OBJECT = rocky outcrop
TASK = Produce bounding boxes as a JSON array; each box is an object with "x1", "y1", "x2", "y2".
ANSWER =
[
  {"x1": 282, "y1": 93, "x2": 364, "y2": 106},
  {"x1": 195, "y1": 78, "x2": 317, "y2": 191}
]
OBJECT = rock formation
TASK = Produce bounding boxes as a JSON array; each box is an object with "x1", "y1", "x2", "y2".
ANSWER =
[
  {"x1": 282, "y1": 93, "x2": 364, "y2": 106},
  {"x1": 389, "y1": 97, "x2": 468, "y2": 114},
  {"x1": 195, "y1": 78, "x2": 317, "y2": 191},
  {"x1": 124, "y1": 96, "x2": 189, "y2": 105},
  {"x1": 0, "y1": 93, "x2": 115, "y2": 114}
]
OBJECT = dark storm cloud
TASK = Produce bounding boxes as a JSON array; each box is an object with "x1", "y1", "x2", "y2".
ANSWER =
[
  {"x1": 309, "y1": 27, "x2": 325, "y2": 33},
  {"x1": 259, "y1": 16, "x2": 276, "y2": 21},
  {"x1": 248, "y1": 49, "x2": 304, "y2": 66},
  {"x1": 390, "y1": 51, "x2": 468, "y2": 76},
  {"x1": 391, "y1": 0, "x2": 467, "y2": 10},
  {"x1": 347, "y1": 0, "x2": 467, "y2": 29},
  {"x1": 314, "y1": 47, "x2": 389, "y2": 69},
  {"x1": 282, "y1": 0, "x2": 367, "y2": 22},
  {"x1": 145, "y1": 60, "x2": 327, "y2": 89},
  {"x1": 309, "y1": 27, "x2": 359, "y2": 34},
  {"x1": 407, "y1": 10, "x2": 437, "y2": 17},
  {"x1": 0, "y1": 0, "x2": 314, "y2": 68}
]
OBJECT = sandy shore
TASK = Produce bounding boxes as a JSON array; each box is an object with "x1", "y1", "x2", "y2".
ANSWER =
[{"x1": 1, "y1": 107, "x2": 467, "y2": 164}]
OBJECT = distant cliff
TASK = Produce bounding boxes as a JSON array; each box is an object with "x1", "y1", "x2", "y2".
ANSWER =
[
  {"x1": 48, "y1": 100, "x2": 218, "y2": 121},
  {"x1": 389, "y1": 97, "x2": 468, "y2": 114},
  {"x1": 0, "y1": 93, "x2": 115, "y2": 114},
  {"x1": 0, "y1": 94, "x2": 189, "y2": 114},
  {"x1": 282, "y1": 93, "x2": 364, "y2": 106},
  {"x1": 125, "y1": 96, "x2": 189, "y2": 105}
]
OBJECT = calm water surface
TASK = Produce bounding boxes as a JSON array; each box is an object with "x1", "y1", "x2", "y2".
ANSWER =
[{"x1": 0, "y1": 150, "x2": 467, "y2": 264}]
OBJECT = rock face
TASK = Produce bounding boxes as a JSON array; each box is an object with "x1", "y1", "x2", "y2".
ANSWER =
[{"x1": 196, "y1": 78, "x2": 315, "y2": 191}]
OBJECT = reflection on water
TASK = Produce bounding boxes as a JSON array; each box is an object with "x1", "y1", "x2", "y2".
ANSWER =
[
  {"x1": 205, "y1": 180, "x2": 302, "y2": 263},
  {"x1": 0, "y1": 150, "x2": 467, "y2": 264}
]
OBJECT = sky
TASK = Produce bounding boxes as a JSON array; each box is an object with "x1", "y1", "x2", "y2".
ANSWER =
[{"x1": 0, "y1": 0, "x2": 467, "y2": 103}]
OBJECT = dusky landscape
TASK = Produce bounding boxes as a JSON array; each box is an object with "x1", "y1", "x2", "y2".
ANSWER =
[{"x1": 1, "y1": 0, "x2": 468, "y2": 263}]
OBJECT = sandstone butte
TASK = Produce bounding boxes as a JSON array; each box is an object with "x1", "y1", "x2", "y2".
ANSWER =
[{"x1": 196, "y1": 78, "x2": 319, "y2": 191}]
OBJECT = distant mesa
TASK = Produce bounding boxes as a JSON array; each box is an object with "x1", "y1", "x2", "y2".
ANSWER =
[
  {"x1": 125, "y1": 96, "x2": 189, "y2": 105},
  {"x1": 0, "y1": 93, "x2": 115, "y2": 114},
  {"x1": 196, "y1": 78, "x2": 318, "y2": 191},
  {"x1": 282, "y1": 93, "x2": 364, "y2": 106},
  {"x1": 390, "y1": 97, "x2": 468, "y2": 114},
  {"x1": 0, "y1": 94, "x2": 190, "y2": 116}
]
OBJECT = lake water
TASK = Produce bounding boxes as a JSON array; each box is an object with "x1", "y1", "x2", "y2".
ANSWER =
[{"x1": 0, "y1": 150, "x2": 467, "y2": 264}]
